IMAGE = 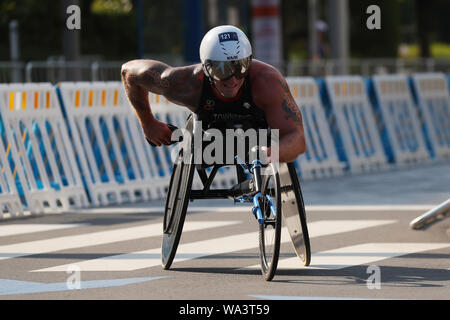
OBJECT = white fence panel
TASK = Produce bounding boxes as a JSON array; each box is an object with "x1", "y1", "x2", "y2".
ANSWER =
[
  {"x1": 59, "y1": 82, "x2": 171, "y2": 206},
  {"x1": 0, "y1": 83, "x2": 88, "y2": 213},
  {"x1": 410, "y1": 73, "x2": 450, "y2": 160},
  {"x1": 0, "y1": 85, "x2": 25, "y2": 217},
  {"x1": 371, "y1": 74, "x2": 430, "y2": 166},
  {"x1": 0, "y1": 140, "x2": 24, "y2": 217},
  {"x1": 288, "y1": 77, "x2": 345, "y2": 179},
  {"x1": 324, "y1": 76, "x2": 389, "y2": 173}
]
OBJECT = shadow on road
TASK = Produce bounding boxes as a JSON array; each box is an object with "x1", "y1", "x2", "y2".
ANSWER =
[{"x1": 169, "y1": 259, "x2": 450, "y2": 288}]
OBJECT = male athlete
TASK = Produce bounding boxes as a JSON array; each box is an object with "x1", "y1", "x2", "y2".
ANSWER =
[{"x1": 121, "y1": 25, "x2": 306, "y2": 163}]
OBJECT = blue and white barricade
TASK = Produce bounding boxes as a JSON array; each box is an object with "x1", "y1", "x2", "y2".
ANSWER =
[
  {"x1": 0, "y1": 85, "x2": 25, "y2": 217},
  {"x1": 288, "y1": 77, "x2": 345, "y2": 179},
  {"x1": 0, "y1": 131, "x2": 23, "y2": 217},
  {"x1": 0, "y1": 83, "x2": 88, "y2": 214},
  {"x1": 323, "y1": 76, "x2": 389, "y2": 173},
  {"x1": 370, "y1": 74, "x2": 430, "y2": 166},
  {"x1": 410, "y1": 73, "x2": 450, "y2": 160},
  {"x1": 58, "y1": 82, "x2": 170, "y2": 206}
]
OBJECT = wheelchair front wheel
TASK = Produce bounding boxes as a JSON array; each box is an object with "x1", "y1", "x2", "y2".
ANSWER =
[{"x1": 258, "y1": 163, "x2": 282, "y2": 281}]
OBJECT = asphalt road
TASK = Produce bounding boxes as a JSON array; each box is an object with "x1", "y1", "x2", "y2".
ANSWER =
[
  {"x1": 0, "y1": 204, "x2": 448, "y2": 300},
  {"x1": 0, "y1": 162, "x2": 448, "y2": 301}
]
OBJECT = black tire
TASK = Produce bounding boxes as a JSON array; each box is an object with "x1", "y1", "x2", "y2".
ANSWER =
[
  {"x1": 161, "y1": 152, "x2": 194, "y2": 270},
  {"x1": 258, "y1": 163, "x2": 282, "y2": 281},
  {"x1": 161, "y1": 116, "x2": 195, "y2": 270}
]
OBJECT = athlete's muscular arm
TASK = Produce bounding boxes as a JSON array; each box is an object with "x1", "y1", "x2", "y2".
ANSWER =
[
  {"x1": 252, "y1": 62, "x2": 306, "y2": 163},
  {"x1": 121, "y1": 59, "x2": 202, "y2": 146}
]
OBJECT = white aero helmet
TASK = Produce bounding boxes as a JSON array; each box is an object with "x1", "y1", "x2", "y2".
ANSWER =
[{"x1": 200, "y1": 25, "x2": 252, "y2": 81}]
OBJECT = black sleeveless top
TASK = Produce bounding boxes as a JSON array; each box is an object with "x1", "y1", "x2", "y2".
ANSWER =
[
  {"x1": 194, "y1": 74, "x2": 270, "y2": 164},
  {"x1": 195, "y1": 75, "x2": 268, "y2": 131}
]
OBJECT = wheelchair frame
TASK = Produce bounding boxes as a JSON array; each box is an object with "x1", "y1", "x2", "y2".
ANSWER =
[{"x1": 160, "y1": 114, "x2": 311, "y2": 280}]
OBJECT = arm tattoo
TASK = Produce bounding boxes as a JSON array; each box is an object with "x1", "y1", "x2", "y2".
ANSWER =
[
  {"x1": 278, "y1": 79, "x2": 291, "y2": 94},
  {"x1": 163, "y1": 65, "x2": 203, "y2": 108},
  {"x1": 147, "y1": 69, "x2": 169, "y2": 89},
  {"x1": 278, "y1": 80, "x2": 302, "y2": 124},
  {"x1": 281, "y1": 97, "x2": 302, "y2": 124},
  {"x1": 122, "y1": 61, "x2": 201, "y2": 111}
]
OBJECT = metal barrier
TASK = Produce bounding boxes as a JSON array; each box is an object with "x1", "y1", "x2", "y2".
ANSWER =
[
  {"x1": 288, "y1": 77, "x2": 345, "y2": 179},
  {"x1": 1, "y1": 58, "x2": 449, "y2": 83},
  {"x1": 0, "y1": 62, "x2": 24, "y2": 83},
  {"x1": 26, "y1": 61, "x2": 123, "y2": 83},
  {"x1": 0, "y1": 83, "x2": 88, "y2": 214},
  {"x1": 370, "y1": 74, "x2": 430, "y2": 166},
  {"x1": 275, "y1": 58, "x2": 450, "y2": 77},
  {"x1": 322, "y1": 76, "x2": 389, "y2": 173},
  {"x1": 410, "y1": 73, "x2": 450, "y2": 161},
  {"x1": 26, "y1": 61, "x2": 94, "y2": 83},
  {"x1": 91, "y1": 61, "x2": 123, "y2": 81}
]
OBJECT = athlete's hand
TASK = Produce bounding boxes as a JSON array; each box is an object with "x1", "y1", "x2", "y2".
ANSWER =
[
  {"x1": 260, "y1": 146, "x2": 271, "y2": 164},
  {"x1": 143, "y1": 118, "x2": 176, "y2": 146}
]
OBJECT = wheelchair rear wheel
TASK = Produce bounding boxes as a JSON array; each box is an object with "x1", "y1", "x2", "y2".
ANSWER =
[
  {"x1": 161, "y1": 115, "x2": 195, "y2": 270},
  {"x1": 161, "y1": 152, "x2": 194, "y2": 270}
]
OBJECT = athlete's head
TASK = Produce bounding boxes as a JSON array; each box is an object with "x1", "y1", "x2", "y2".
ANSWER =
[{"x1": 200, "y1": 25, "x2": 252, "y2": 98}]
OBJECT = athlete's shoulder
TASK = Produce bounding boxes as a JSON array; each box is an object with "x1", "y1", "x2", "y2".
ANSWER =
[
  {"x1": 250, "y1": 60, "x2": 286, "y2": 104},
  {"x1": 250, "y1": 60, "x2": 285, "y2": 89},
  {"x1": 166, "y1": 63, "x2": 204, "y2": 86},
  {"x1": 163, "y1": 63, "x2": 205, "y2": 109}
]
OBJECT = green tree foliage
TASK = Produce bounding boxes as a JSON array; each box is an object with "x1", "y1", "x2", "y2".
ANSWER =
[
  {"x1": 349, "y1": 0, "x2": 401, "y2": 58},
  {"x1": 0, "y1": 0, "x2": 62, "y2": 60},
  {"x1": 80, "y1": 0, "x2": 137, "y2": 60},
  {"x1": 141, "y1": 1, "x2": 183, "y2": 57},
  {"x1": 0, "y1": 0, "x2": 448, "y2": 62},
  {"x1": 0, "y1": 0, "x2": 182, "y2": 62},
  {"x1": 432, "y1": 0, "x2": 450, "y2": 43},
  {"x1": 91, "y1": 0, "x2": 133, "y2": 14},
  {"x1": 281, "y1": 0, "x2": 308, "y2": 60}
]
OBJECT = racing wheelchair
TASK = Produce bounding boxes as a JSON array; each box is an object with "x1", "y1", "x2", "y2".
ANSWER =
[{"x1": 158, "y1": 114, "x2": 310, "y2": 281}]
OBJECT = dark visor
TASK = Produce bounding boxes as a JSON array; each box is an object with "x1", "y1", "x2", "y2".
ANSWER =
[{"x1": 204, "y1": 56, "x2": 252, "y2": 81}]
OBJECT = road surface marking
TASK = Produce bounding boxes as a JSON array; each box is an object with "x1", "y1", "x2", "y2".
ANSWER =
[
  {"x1": 72, "y1": 205, "x2": 436, "y2": 215},
  {"x1": 32, "y1": 220, "x2": 396, "y2": 272},
  {"x1": 0, "y1": 277, "x2": 167, "y2": 296},
  {"x1": 305, "y1": 205, "x2": 436, "y2": 211},
  {"x1": 244, "y1": 242, "x2": 450, "y2": 270},
  {"x1": 0, "y1": 220, "x2": 240, "y2": 261},
  {"x1": 0, "y1": 224, "x2": 84, "y2": 237},
  {"x1": 74, "y1": 206, "x2": 253, "y2": 214}
]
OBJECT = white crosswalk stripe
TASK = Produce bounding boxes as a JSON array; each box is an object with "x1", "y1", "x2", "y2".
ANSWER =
[
  {"x1": 307, "y1": 242, "x2": 450, "y2": 269},
  {"x1": 31, "y1": 219, "x2": 396, "y2": 272},
  {"x1": 0, "y1": 220, "x2": 240, "y2": 261},
  {"x1": 0, "y1": 224, "x2": 84, "y2": 237},
  {"x1": 2, "y1": 216, "x2": 447, "y2": 276},
  {"x1": 243, "y1": 242, "x2": 450, "y2": 271}
]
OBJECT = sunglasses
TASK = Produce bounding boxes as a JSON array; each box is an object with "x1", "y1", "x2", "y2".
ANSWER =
[{"x1": 204, "y1": 57, "x2": 252, "y2": 81}]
